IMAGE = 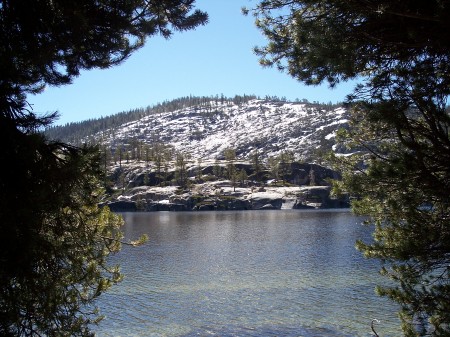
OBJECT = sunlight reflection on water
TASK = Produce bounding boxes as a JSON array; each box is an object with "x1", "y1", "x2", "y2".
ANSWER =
[{"x1": 95, "y1": 210, "x2": 401, "y2": 337}]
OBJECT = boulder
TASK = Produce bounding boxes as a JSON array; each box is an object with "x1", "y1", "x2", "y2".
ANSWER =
[
  {"x1": 146, "y1": 202, "x2": 188, "y2": 212},
  {"x1": 107, "y1": 201, "x2": 137, "y2": 212},
  {"x1": 196, "y1": 203, "x2": 215, "y2": 211},
  {"x1": 260, "y1": 203, "x2": 279, "y2": 210},
  {"x1": 250, "y1": 197, "x2": 283, "y2": 210},
  {"x1": 292, "y1": 186, "x2": 349, "y2": 209}
]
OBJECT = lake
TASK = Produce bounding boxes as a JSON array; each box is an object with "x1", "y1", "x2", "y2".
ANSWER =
[{"x1": 94, "y1": 210, "x2": 401, "y2": 337}]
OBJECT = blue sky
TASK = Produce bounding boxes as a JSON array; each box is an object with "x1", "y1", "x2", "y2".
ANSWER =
[{"x1": 27, "y1": 0, "x2": 356, "y2": 126}]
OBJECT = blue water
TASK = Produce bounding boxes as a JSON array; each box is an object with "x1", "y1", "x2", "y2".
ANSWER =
[{"x1": 94, "y1": 210, "x2": 401, "y2": 336}]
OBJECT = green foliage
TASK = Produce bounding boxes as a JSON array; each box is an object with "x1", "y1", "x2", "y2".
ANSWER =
[
  {"x1": 250, "y1": 150, "x2": 263, "y2": 181},
  {"x1": 333, "y1": 103, "x2": 450, "y2": 336},
  {"x1": 213, "y1": 159, "x2": 223, "y2": 179},
  {"x1": 238, "y1": 169, "x2": 248, "y2": 187},
  {"x1": 0, "y1": 1, "x2": 208, "y2": 127},
  {"x1": 277, "y1": 151, "x2": 294, "y2": 183},
  {"x1": 267, "y1": 156, "x2": 280, "y2": 180},
  {"x1": 248, "y1": 1, "x2": 450, "y2": 88},
  {"x1": 250, "y1": 1, "x2": 450, "y2": 335},
  {"x1": 0, "y1": 1, "x2": 207, "y2": 335},
  {"x1": 224, "y1": 148, "x2": 237, "y2": 179},
  {"x1": 0, "y1": 124, "x2": 124, "y2": 336},
  {"x1": 175, "y1": 151, "x2": 190, "y2": 188}
]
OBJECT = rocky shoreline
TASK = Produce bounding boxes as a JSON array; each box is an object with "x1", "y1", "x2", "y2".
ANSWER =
[{"x1": 104, "y1": 182, "x2": 349, "y2": 212}]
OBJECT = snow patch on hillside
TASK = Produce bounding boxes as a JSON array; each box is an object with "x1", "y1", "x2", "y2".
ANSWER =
[{"x1": 95, "y1": 99, "x2": 348, "y2": 161}]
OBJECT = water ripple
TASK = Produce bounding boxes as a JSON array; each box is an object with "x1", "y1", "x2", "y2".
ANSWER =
[{"x1": 95, "y1": 211, "x2": 401, "y2": 337}]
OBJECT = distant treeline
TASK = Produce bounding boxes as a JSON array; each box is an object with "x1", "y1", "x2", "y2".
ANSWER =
[
  {"x1": 44, "y1": 94, "x2": 258, "y2": 143},
  {"x1": 44, "y1": 94, "x2": 342, "y2": 144}
]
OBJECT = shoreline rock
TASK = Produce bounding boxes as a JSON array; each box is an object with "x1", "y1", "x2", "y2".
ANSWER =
[{"x1": 104, "y1": 184, "x2": 349, "y2": 212}]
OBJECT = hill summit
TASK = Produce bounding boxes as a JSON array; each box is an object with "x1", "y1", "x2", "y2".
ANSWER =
[
  {"x1": 46, "y1": 95, "x2": 348, "y2": 162},
  {"x1": 46, "y1": 95, "x2": 351, "y2": 211}
]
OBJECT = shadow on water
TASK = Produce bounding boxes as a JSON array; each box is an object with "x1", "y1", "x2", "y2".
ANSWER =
[{"x1": 179, "y1": 324, "x2": 354, "y2": 337}]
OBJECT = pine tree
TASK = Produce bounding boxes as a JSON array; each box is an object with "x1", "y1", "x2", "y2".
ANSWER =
[
  {"x1": 213, "y1": 159, "x2": 223, "y2": 179},
  {"x1": 175, "y1": 151, "x2": 189, "y2": 188},
  {"x1": 224, "y1": 148, "x2": 237, "y2": 191},
  {"x1": 0, "y1": 1, "x2": 208, "y2": 127},
  {"x1": 238, "y1": 169, "x2": 248, "y2": 187},
  {"x1": 154, "y1": 151, "x2": 165, "y2": 186},
  {"x1": 278, "y1": 151, "x2": 293, "y2": 185},
  {"x1": 0, "y1": 134, "x2": 125, "y2": 337},
  {"x1": 0, "y1": 1, "x2": 207, "y2": 335},
  {"x1": 196, "y1": 158, "x2": 203, "y2": 182},
  {"x1": 146, "y1": 144, "x2": 152, "y2": 166},
  {"x1": 267, "y1": 156, "x2": 280, "y2": 180},
  {"x1": 251, "y1": 150, "x2": 263, "y2": 181},
  {"x1": 224, "y1": 148, "x2": 236, "y2": 179},
  {"x1": 248, "y1": 1, "x2": 450, "y2": 335}
]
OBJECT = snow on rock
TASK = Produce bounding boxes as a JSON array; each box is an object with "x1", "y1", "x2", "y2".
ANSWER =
[
  {"x1": 95, "y1": 99, "x2": 349, "y2": 161},
  {"x1": 104, "y1": 183, "x2": 349, "y2": 212}
]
